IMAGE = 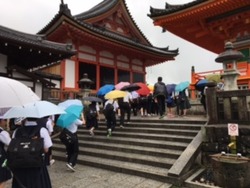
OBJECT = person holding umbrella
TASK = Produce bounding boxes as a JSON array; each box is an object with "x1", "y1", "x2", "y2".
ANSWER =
[
  {"x1": 10, "y1": 117, "x2": 53, "y2": 188},
  {"x1": 83, "y1": 101, "x2": 100, "y2": 136},
  {"x1": 57, "y1": 104, "x2": 84, "y2": 172},
  {"x1": 0, "y1": 118, "x2": 12, "y2": 188},
  {"x1": 103, "y1": 99, "x2": 119, "y2": 137}
]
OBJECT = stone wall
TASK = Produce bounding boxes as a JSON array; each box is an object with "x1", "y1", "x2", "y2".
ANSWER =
[{"x1": 201, "y1": 125, "x2": 250, "y2": 166}]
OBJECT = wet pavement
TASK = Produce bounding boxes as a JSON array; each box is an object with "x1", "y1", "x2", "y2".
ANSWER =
[{"x1": 6, "y1": 160, "x2": 172, "y2": 188}]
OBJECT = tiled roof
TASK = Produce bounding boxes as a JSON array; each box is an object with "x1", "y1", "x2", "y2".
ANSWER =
[
  {"x1": 38, "y1": 1, "x2": 178, "y2": 58},
  {"x1": 148, "y1": 0, "x2": 208, "y2": 18},
  {"x1": 0, "y1": 25, "x2": 75, "y2": 55}
]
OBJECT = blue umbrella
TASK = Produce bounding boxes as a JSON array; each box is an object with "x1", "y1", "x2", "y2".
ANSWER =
[
  {"x1": 56, "y1": 105, "x2": 83, "y2": 128},
  {"x1": 58, "y1": 99, "x2": 83, "y2": 110},
  {"x1": 97, "y1": 84, "x2": 115, "y2": 96},
  {"x1": 175, "y1": 81, "x2": 190, "y2": 92},
  {"x1": 195, "y1": 79, "x2": 208, "y2": 91},
  {"x1": 166, "y1": 84, "x2": 176, "y2": 94}
]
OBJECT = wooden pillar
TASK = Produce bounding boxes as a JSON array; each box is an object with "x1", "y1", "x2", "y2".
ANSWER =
[
  {"x1": 96, "y1": 64, "x2": 100, "y2": 90},
  {"x1": 191, "y1": 66, "x2": 197, "y2": 100}
]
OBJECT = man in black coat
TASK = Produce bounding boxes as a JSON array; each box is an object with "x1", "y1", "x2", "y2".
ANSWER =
[{"x1": 153, "y1": 77, "x2": 168, "y2": 119}]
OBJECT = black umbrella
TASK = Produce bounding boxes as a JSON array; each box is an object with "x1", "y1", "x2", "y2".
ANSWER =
[
  {"x1": 82, "y1": 96, "x2": 103, "y2": 103},
  {"x1": 120, "y1": 83, "x2": 141, "y2": 92}
]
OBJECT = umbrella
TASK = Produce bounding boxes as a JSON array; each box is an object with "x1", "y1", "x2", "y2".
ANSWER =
[
  {"x1": 3, "y1": 100, "x2": 65, "y2": 119},
  {"x1": 205, "y1": 74, "x2": 221, "y2": 83},
  {"x1": 58, "y1": 99, "x2": 83, "y2": 110},
  {"x1": 115, "y1": 82, "x2": 130, "y2": 90},
  {"x1": 134, "y1": 82, "x2": 150, "y2": 96},
  {"x1": 147, "y1": 85, "x2": 154, "y2": 92},
  {"x1": 195, "y1": 79, "x2": 208, "y2": 91},
  {"x1": 82, "y1": 96, "x2": 103, "y2": 103},
  {"x1": 104, "y1": 90, "x2": 127, "y2": 100},
  {"x1": 0, "y1": 76, "x2": 40, "y2": 108},
  {"x1": 166, "y1": 84, "x2": 176, "y2": 94},
  {"x1": 131, "y1": 91, "x2": 139, "y2": 99},
  {"x1": 175, "y1": 81, "x2": 190, "y2": 92},
  {"x1": 56, "y1": 105, "x2": 83, "y2": 128},
  {"x1": 97, "y1": 84, "x2": 115, "y2": 96},
  {"x1": 121, "y1": 83, "x2": 141, "y2": 92}
]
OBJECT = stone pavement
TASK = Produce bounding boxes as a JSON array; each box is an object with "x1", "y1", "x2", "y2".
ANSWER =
[{"x1": 6, "y1": 160, "x2": 172, "y2": 188}]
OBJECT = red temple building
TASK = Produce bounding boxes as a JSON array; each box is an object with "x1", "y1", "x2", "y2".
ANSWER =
[
  {"x1": 148, "y1": 0, "x2": 250, "y2": 99},
  {"x1": 36, "y1": 0, "x2": 178, "y2": 99}
]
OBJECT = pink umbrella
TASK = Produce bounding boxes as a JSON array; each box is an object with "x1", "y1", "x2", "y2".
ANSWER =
[{"x1": 115, "y1": 82, "x2": 130, "y2": 90}]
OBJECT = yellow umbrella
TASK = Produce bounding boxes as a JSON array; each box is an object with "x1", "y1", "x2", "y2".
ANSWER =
[
  {"x1": 147, "y1": 85, "x2": 154, "y2": 92},
  {"x1": 104, "y1": 90, "x2": 127, "y2": 100},
  {"x1": 205, "y1": 74, "x2": 221, "y2": 83}
]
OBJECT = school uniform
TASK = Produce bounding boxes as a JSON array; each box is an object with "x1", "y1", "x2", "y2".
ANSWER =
[
  {"x1": 0, "y1": 127, "x2": 12, "y2": 184},
  {"x1": 65, "y1": 118, "x2": 83, "y2": 170},
  {"x1": 119, "y1": 91, "x2": 132, "y2": 126},
  {"x1": 11, "y1": 120, "x2": 52, "y2": 188},
  {"x1": 104, "y1": 100, "x2": 119, "y2": 136}
]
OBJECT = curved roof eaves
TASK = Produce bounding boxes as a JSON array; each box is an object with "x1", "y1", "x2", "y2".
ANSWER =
[
  {"x1": 74, "y1": 0, "x2": 118, "y2": 20},
  {"x1": 74, "y1": 19, "x2": 178, "y2": 57},
  {"x1": 148, "y1": 0, "x2": 208, "y2": 18},
  {"x1": 0, "y1": 25, "x2": 75, "y2": 54}
]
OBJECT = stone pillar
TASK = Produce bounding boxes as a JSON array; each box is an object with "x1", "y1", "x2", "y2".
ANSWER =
[
  {"x1": 78, "y1": 73, "x2": 93, "y2": 98},
  {"x1": 215, "y1": 42, "x2": 244, "y2": 91}
]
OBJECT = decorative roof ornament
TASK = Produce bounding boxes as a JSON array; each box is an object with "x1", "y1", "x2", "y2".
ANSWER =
[{"x1": 59, "y1": 0, "x2": 71, "y2": 16}]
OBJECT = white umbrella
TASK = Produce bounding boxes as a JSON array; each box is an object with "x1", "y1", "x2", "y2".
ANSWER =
[
  {"x1": 3, "y1": 100, "x2": 65, "y2": 119},
  {"x1": 58, "y1": 99, "x2": 83, "y2": 110},
  {"x1": 0, "y1": 76, "x2": 40, "y2": 108}
]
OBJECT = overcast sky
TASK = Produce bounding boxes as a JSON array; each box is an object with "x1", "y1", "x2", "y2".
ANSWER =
[{"x1": 0, "y1": 0, "x2": 222, "y2": 85}]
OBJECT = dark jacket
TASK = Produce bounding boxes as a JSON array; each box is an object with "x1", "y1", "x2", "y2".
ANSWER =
[{"x1": 153, "y1": 82, "x2": 167, "y2": 98}]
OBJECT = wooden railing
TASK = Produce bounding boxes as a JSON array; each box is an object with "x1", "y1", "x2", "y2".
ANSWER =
[{"x1": 206, "y1": 86, "x2": 250, "y2": 125}]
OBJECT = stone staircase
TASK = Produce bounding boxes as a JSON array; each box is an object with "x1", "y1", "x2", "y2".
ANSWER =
[{"x1": 52, "y1": 118, "x2": 206, "y2": 185}]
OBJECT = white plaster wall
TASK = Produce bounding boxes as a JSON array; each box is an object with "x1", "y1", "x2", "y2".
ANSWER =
[
  {"x1": 0, "y1": 53, "x2": 7, "y2": 73},
  {"x1": 12, "y1": 72, "x2": 30, "y2": 79},
  {"x1": 35, "y1": 83, "x2": 42, "y2": 99},
  {"x1": 65, "y1": 59, "x2": 75, "y2": 88}
]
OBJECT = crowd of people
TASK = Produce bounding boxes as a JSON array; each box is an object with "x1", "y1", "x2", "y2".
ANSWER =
[{"x1": 0, "y1": 76, "x2": 192, "y2": 188}]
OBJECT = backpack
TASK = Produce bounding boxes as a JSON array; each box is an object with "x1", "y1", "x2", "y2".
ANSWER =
[
  {"x1": 86, "y1": 104, "x2": 97, "y2": 119},
  {"x1": 154, "y1": 82, "x2": 167, "y2": 97},
  {"x1": 59, "y1": 128, "x2": 77, "y2": 145},
  {"x1": 0, "y1": 129, "x2": 7, "y2": 167},
  {"x1": 7, "y1": 126, "x2": 44, "y2": 168},
  {"x1": 103, "y1": 102, "x2": 114, "y2": 117}
]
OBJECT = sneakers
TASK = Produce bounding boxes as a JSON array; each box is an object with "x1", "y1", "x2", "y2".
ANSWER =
[
  {"x1": 107, "y1": 129, "x2": 112, "y2": 138},
  {"x1": 66, "y1": 163, "x2": 76, "y2": 172},
  {"x1": 89, "y1": 128, "x2": 94, "y2": 137},
  {"x1": 120, "y1": 125, "x2": 124, "y2": 128},
  {"x1": 159, "y1": 115, "x2": 164, "y2": 119},
  {"x1": 50, "y1": 159, "x2": 55, "y2": 166}
]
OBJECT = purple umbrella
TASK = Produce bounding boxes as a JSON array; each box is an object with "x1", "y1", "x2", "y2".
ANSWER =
[{"x1": 166, "y1": 84, "x2": 176, "y2": 94}]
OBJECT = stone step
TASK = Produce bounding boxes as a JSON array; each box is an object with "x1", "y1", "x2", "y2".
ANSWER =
[
  {"x1": 52, "y1": 150, "x2": 178, "y2": 183},
  {"x1": 97, "y1": 121, "x2": 203, "y2": 130},
  {"x1": 78, "y1": 126, "x2": 199, "y2": 136},
  {"x1": 54, "y1": 139, "x2": 183, "y2": 159},
  {"x1": 77, "y1": 134, "x2": 189, "y2": 150},
  {"x1": 53, "y1": 143, "x2": 176, "y2": 168},
  {"x1": 78, "y1": 129, "x2": 195, "y2": 143},
  {"x1": 52, "y1": 120, "x2": 202, "y2": 185}
]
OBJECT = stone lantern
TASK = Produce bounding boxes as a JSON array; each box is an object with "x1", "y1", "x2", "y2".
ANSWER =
[
  {"x1": 215, "y1": 42, "x2": 244, "y2": 91},
  {"x1": 78, "y1": 73, "x2": 93, "y2": 98}
]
